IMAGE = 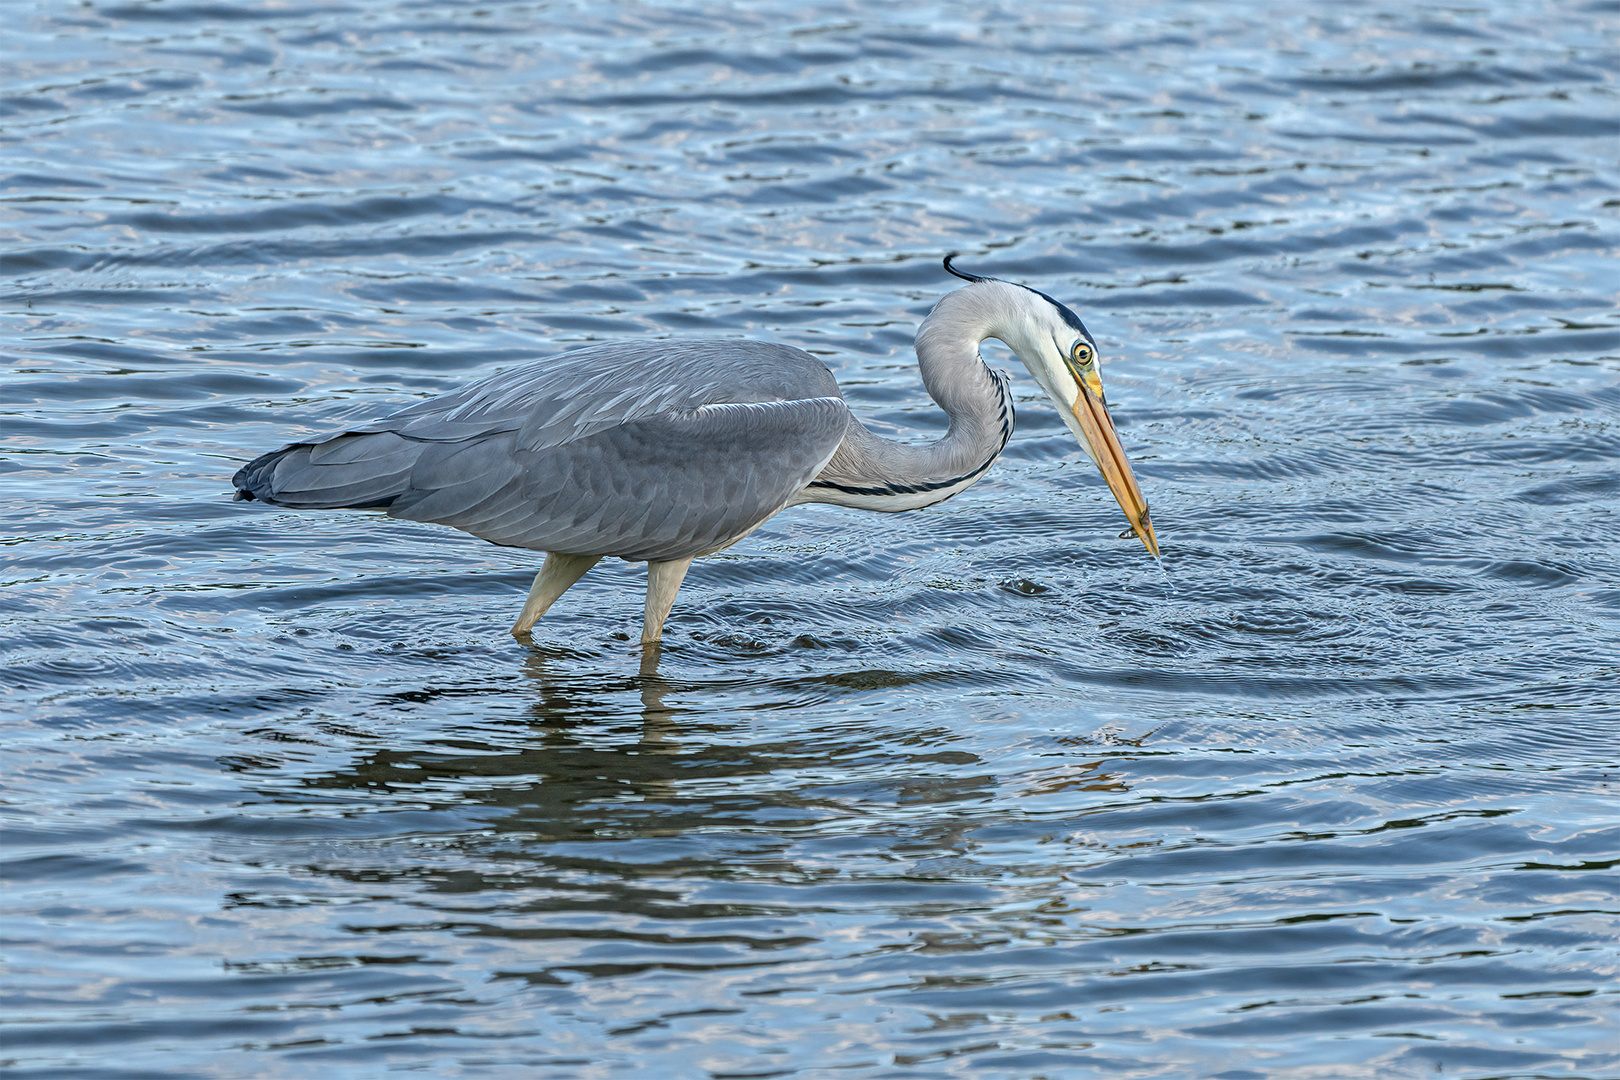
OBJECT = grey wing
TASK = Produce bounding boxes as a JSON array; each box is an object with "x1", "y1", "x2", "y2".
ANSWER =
[
  {"x1": 233, "y1": 339, "x2": 848, "y2": 535},
  {"x1": 386, "y1": 396, "x2": 852, "y2": 561},
  {"x1": 348, "y1": 339, "x2": 841, "y2": 451}
]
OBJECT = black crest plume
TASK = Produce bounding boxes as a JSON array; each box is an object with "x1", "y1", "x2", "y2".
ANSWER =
[
  {"x1": 943, "y1": 253, "x2": 991, "y2": 283},
  {"x1": 940, "y1": 253, "x2": 1092, "y2": 339}
]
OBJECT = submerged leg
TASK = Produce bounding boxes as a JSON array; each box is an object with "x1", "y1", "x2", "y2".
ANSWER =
[
  {"x1": 642, "y1": 557, "x2": 695, "y2": 645},
  {"x1": 512, "y1": 552, "x2": 601, "y2": 637}
]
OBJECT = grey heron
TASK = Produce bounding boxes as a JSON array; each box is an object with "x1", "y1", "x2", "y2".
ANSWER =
[{"x1": 233, "y1": 256, "x2": 1158, "y2": 643}]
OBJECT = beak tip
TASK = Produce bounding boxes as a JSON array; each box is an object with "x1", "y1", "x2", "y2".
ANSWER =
[
  {"x1": 1117, "y1": 522, "x2": 1159, "y2": 557},
  {"x1": 1069, "y1": 378, "x2": 1159, "y2": 560}
]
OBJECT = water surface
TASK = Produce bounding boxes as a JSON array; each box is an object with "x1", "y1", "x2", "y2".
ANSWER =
[{"x1": 3, "y1": 1, "x2": 1618, "y2": 1077}]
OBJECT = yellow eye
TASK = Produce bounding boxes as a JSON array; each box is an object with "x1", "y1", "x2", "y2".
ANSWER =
[{"x1": 1071, "y1": 343, "x2": 1093, "y2": 364}]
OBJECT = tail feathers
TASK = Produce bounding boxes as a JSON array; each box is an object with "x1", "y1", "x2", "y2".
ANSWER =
[{"x1": 232, "y1": 431, "x2": 421, "y2": 510}]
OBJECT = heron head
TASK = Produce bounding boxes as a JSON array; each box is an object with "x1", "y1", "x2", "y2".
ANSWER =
[{"x1": 943, "y1": 254, "x2": 1159, "y2": 557}]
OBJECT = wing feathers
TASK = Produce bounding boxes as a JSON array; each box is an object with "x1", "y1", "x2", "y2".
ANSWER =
[
  {"x1": 236, "y1": 342, "x2": 852, "y2": 561},
  {"x1": 306, "y1": 432, "x2": 417, "y2": 467},
  {"x1": 390, "y1": 436, "x2": 524, "y2": 525},
  {"x1": 234, "y1": 437, "x2": 416, "y2": 509}
]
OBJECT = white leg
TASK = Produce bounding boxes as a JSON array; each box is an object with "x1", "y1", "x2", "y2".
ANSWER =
[
  {"x1": 512, "y1": 553, "x2": 601, "y2": 637},
  {"x1": 642, "y1": 557, "x2": 694, "y2": 644}
]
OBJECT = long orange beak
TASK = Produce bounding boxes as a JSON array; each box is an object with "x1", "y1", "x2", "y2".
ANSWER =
[{"x1": 1069, "y1": 374, "x2": 1159, "y2": 557}]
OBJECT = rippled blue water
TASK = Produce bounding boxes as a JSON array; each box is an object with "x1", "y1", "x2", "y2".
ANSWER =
[{"x1": 4, "y1": 2, "x2": 1618, "y2": 1077}]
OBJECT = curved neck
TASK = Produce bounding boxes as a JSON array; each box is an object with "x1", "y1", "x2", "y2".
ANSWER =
[{"x1": 803, "y1": 285, "x2": 1022, "y2": 511}]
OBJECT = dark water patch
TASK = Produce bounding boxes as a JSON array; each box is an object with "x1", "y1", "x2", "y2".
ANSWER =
[
  {"x1": 455, "y1": 144, "x2": 598, "y2": 164},
  {"x1": 0, "y1": 94, "x2": 68, "y2": 117},
  {"x1": 98, "y1": 2, "x2": 350, "y2": 23},
  {"x1": 2, "y1": 246, "x2": 110, "y2": 274},
  {"x1": 551, "y1": 80, "x2": 1054, "y2": 111},
  {"x1": 78, "y1": 228, "x2": 547, "y2": 270},
  {"x1": 1513, "y1": 471, "x2": 1620, "y2": 506},
  {"x1": 5, "y1": 371, "x2": 298, "y2": 404},
  {"x1": 736, "y1": 174, "x2": 895, "y2": 207},
  {"x1": 0, "y1": 172, "x2": 105, "y2": 191},
  {"x1": 594, "y1": 46, "x2": 862, "y2": 80},
  {"x1": 219, "y1": 94, "x2": 416, "y2": 118},
  {"x1": 24, "y1": 337, "x2": 177, "y2": 364},
  {"x1": 107, "y1": 194, "x2": 519, "y2": 235},
  {"x1": 1280, "y1": 63, "x2": 1549, "y2": 94},
  {"x1": 2, "y1": 285, "x2": 219, "y2": 307},
  {"x1": 0, "y1": 853, "x2": 147, "y2": 883},
  {"x1": 1101, "y1": 287, "x2": 1267, "y2": 310}
]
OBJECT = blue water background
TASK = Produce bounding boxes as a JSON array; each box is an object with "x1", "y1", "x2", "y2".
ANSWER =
[{"x1": 3, "y1": 2, "x2": 1618, "y2": 1077}]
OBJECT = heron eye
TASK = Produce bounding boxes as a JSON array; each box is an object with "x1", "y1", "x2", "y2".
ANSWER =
[{"x1": 1071, "y1": 343, "x2": 1093, "y2": 364}]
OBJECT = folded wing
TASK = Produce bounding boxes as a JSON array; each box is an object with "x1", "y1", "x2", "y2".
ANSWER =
[{"x1": 233, "y1": 341, "x2": 852, "y2": 562}]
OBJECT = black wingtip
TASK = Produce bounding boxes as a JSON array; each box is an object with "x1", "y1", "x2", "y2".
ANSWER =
[
  {"x1": 231, "y1": 453, "x2": 278, "y2": 504},
  {"x1": 943, "y1": 253, "x2": 990, "y2": 284}
]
